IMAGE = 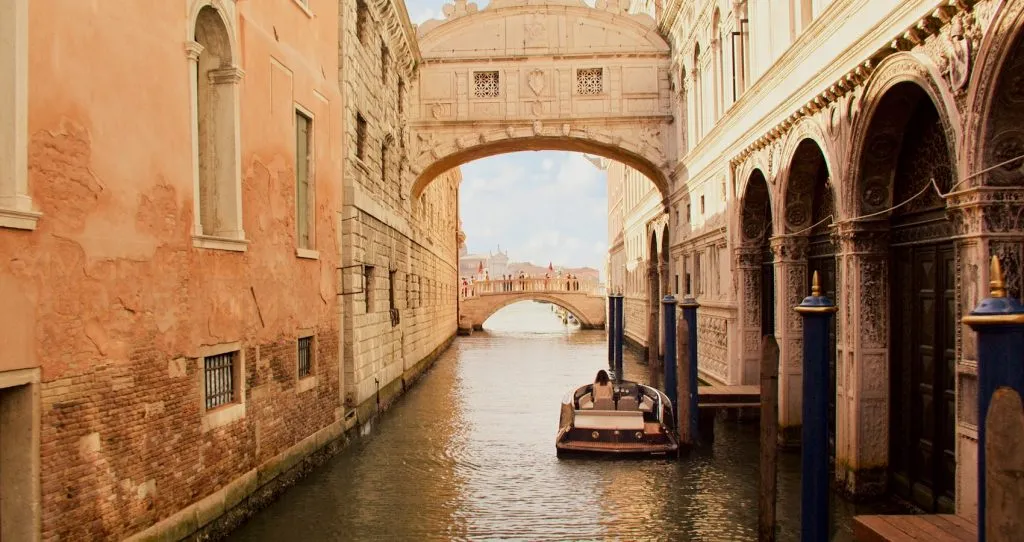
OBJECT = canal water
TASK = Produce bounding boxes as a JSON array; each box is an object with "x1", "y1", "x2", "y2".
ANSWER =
[{"x1": 230, "y1": 301, "x2": 876, "y2": 541}]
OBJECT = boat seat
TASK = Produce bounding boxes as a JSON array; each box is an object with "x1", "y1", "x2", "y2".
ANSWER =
[
  {"x1": 617, "y1": 396, "x2": 639, "y2": 411},
  {"x1": 593, "y1": 397, "x2": 615, "y2": 410},
  {"x1": 578, "y1": 392, "x2": 593, "y2": 409}
]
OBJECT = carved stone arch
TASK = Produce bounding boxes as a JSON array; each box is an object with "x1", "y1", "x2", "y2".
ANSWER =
[
  {"x1": 739, "y1": 168, "x2": 773, "y2": 243},
  {"x1": 409, "y1": 129, "x2": 671, "y2": 204},
  {"x1": 847, "y1": 53, "x2": 961, "y2": 216},
  {"x1": 188, "y1": 0, "x2": 237, "y2": 61},
  {"x1": 779, "y1": 126, "x2": 838, "y2": 233},
  {"x1": 965, "y1": 0, "x2": 1024, "y2": 186},
  {"x1": 735, "y1": 156, "x2": 770, "y2": 209}
]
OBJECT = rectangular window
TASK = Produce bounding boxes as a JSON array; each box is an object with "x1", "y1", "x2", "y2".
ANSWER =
[
  {"x1": 576, "y1": 68, "x2": 603, "y2": 95},
  {"x1": 389, "y1": 269, "x2": 397, "y2": 311},
  {"x1": 381, "y1": 43, "x2": 389, "y2": 81},
  {"x1": 363, "y1": 265, "x2": 374, "y2": 313},
  {"x1": 700, "y1": 195, "x2": 706, "y2": 215},
  {"x1": 295, "y1": 110, "x2": 312, "y2": 249},
  {"x1": 398, "y1": 80, "x2": 405, "y2": 116},
  {"x1": 298, "y1": 336, "x2": 312, "y2": 378},
  {"x1": 694, "y1": 252, "x2": 703, "y2": 296},
  {"x1": 686, "y1": 204, "x2": 691, "y2": 223},
  {"x1": 381, "y1": 140, "x2": 388, "y2": 185},
  {"x1": 356, "y1": 114, "x2": 367, "y2": 161},
  {"x1": 204, "y1": 351, "x2": 236, "y2": 409},
  {"x1": 473, "y1": 71, "x2": 500, "y2": 98},
  {"x1": 674, "y1": 274, "x2": 679, "y2": 295},
  {"x1": 356, "y1": 0, "x2": 369, "y2": 44}
]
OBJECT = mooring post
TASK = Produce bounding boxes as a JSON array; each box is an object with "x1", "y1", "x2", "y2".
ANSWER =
[
  {"x1": 759, "y1": 335, "x2": 780, "y2": 542},
  {"x1": 962, "y1": 256, "x2": 1024, "y2": 542},
  {"x1": 662, "y1": 295, "x2": 679, "y2": 412},
  {"x1": 677, "y1": 314, "x2": 692, "y2": 447},
  {"x1": 794, "y1": 271, "x2": 837, "y2": 542},
  {"x1": 607, "y1": 294, "x2": 616, "y2": 368},
  {"x1": 612, "y1": 293, "x2": 625, "y2": 385},
  {"x1": 681, "y1": 295, "x2": 700, "y2": 444}
]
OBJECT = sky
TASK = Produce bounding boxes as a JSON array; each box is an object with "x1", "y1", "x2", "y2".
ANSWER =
[{"x1": 404, "y1": 1, "x2": 609, "y2": 271}]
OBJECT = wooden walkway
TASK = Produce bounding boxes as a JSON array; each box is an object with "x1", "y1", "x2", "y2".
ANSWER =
[
  {"x1": 853, "y1": 514, "x2": 977, "y2": 541},
  {"x1": 697, "y1": 385, "x2": 760, "y2": 408}
]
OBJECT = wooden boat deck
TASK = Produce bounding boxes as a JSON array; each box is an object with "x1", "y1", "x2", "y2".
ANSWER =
[
  {"x1": 697, "y1": 385, "x2": 760, "y2": 408},
  {"x1": 852, "y1": 514, "x2": 977, "y2": 541}
]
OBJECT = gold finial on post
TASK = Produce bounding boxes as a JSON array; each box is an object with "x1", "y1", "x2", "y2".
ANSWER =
[
  {"x1": 811, "y1": 270, "x2": 821, "y2": 297},
  {"x1": 990, "y1": 255, "x2": 1006, "y2": 298}
]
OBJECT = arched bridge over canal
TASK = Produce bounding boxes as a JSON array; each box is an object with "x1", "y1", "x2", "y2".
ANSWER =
[{"x1": 460, "y1": 278, "x2": 606, "y2": 330}]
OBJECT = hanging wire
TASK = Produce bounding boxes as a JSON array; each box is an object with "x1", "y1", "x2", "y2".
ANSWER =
[{"x1": 939, "y1": 152, "x2": 1024, "y2": 197}]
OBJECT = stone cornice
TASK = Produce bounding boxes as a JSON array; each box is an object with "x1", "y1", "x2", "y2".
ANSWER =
[
  {"x1": 419, "y1": 51, "x2": 670, "y2": 64},
  {"x1": 410, "y1": 114, "x2": 673, "y2": 129},
  {"x1": 373, "y1": 0, "x2": 421, "y2": 76},
  {"x1": 724, "y1": 0, "x2": 976, "y2": 171}
]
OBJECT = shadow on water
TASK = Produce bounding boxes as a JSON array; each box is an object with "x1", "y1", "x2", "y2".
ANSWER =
[{"x1": 229, "y1": 301, "x2": 885, "y2": 541}]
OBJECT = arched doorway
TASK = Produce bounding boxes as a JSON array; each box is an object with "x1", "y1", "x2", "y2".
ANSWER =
[
  {"x1": 858, "y1": 81, "x2": 956, "y2": 513},
  {"x1": 737, "y1": 169, "x2": 773, "y2": 384},
  {"x1": 781, "y1": 138, "x2": 837, "y2": 460}
]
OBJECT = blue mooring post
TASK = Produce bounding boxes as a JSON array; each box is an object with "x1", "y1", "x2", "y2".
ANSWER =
[
  {"x1": 794, "y1": 271, "x2": 837, "y2": 542},
  {"x1": 962, "y1": 256, "x2": 1024, "y2": 542},
  {"x1": 607, "y1": 294, "x2": 616, "y2": 369},
  {"x1": 663, "y1": 295, "x2": 678, "y2": 412},
  {"x1": 612, "y1": 293, "x2": 625, "y2": 385},
  {"x1": 681, "y1": 295, "x2": 700, "y2": 444}
]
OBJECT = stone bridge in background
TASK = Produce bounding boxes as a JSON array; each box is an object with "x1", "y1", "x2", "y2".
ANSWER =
[{"x1": 460, "y1": 278, "x2": 606, "y2": 330}]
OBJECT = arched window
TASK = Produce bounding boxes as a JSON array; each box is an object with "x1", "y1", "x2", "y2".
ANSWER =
[
  {"x1": 190, "y1": 5, "x2": 244, "y2": 248},
  {"x1": 0, "y1": 0, "x2": 39, "y2": 230},
  {"x1": 735, "y1": 1, "x2": 750, "y2": 96},
  {"x1": 692, "y1": 44, "x2": 702, "y2": 142}
]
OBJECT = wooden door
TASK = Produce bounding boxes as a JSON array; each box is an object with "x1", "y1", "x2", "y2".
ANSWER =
[{"x1": 889, "y1": 242, "x2": 956, "y2": 513}]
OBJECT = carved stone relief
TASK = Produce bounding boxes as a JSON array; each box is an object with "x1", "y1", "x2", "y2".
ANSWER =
[{"x1": 527, "y1": 69, "x2": 545, "y2": 96}]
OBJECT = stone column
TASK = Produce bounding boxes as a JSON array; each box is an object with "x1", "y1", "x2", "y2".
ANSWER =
[
  {"x1": 648, "y1": 262, "x2": 661, "y2": 366},
  {"x1": 735, "y1": 245, "x2": 762, "y2": 385},
  {"x1": 659, "y1": 261, "x2": 669, "y2": 356},
  {"x1": 832, "y1": 220, "x2": 889, "y2": 499},
  {"x1": 771, "y1": 235, "x2": 809, "y2": 447},
  {"x1": 946, "y1": 186, "x2": 1024, "y2": 518}
]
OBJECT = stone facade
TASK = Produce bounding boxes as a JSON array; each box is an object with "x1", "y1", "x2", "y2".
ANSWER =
[
  {"x1": 652, "y1": 0, "x2": 1024, "y2": 519},
  {"x1": 0, "y1": 0, "x2": 461, "y2": 539}
]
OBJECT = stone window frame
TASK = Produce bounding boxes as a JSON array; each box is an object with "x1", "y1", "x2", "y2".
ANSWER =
[
  {"x1": 0, "y1": 367, "x2": 41, "y2": 541},
  {"x1": 0, "y1": 0, "x2": 41, "y2": 230},
  {"x1": 187, "y1": 2, "x2": 248, "y2": 253},
  {"x1": 197, "y1": 341, "x2": 246, "y2": 433},
  {"x1": 472, "y1": 70, "x2": 501, "y2": 99},
  {"x1": 290, "y1": 0, "x2": 313, "y2": 18},
  {"x1": 294, "y1": 103, "x2": 318, "y2": 259},
  {"x1": 296, "y1": 330, "x2": 317, "y2": 394},
  {"x1": 575, "y1": 66, "x2": 605, "y2": 96},
  {"x1": 356, "y1": 0, "x2": 370, "y2": 46}
]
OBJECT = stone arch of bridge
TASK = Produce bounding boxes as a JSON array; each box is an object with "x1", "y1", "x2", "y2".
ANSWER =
[
  {"x1": 409, "y1": 0, "x2": 674, "y2": 203},
  {"x1": 473, "y1": 293, "x2": 600, "y2": 330}
]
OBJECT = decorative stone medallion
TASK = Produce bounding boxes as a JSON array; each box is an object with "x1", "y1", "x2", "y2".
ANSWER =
[{"x1": 528, "y1": 69, "x2": 544, "y2": 96}]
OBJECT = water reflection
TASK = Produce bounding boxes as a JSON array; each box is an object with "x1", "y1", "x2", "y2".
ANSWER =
[{"x1": 230, "y1": 301, "x2": 874, "y2": 541}]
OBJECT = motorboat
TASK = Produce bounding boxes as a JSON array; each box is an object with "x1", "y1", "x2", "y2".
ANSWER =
[{"x1": 556, "y1": 379, "x2": 679, "y2": 457}]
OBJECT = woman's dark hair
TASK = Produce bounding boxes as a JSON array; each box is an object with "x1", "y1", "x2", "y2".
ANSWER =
[{"x1": 595, "y1": 370, "x2": 610, "y2": 385}]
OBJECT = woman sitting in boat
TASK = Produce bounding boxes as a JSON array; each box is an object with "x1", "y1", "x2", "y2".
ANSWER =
[{"x1": 592, "y1": 370, "x2": 614, "y2": 404}]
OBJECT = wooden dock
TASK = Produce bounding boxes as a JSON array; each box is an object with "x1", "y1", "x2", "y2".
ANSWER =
[
  {"x1": 697, "y1": 384, "x2": 760, "y2": 408},
  {"x1": 852, "y1": 514, "x2": 977, "y2": 541}
]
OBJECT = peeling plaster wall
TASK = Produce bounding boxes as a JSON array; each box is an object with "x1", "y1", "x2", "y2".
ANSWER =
[{"x1": 1, "y1": 1, "x2": 344, "y2": 538}]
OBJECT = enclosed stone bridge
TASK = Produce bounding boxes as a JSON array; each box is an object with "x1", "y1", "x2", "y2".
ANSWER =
[
  {"x1": 409, "y1": 0, "x2": 675, "y2": 201},
  {"x1": 460, "y1": 278, "x2": 606, "y2": 330}
]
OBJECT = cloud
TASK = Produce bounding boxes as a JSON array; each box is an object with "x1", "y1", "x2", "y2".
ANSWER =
[{"x1": 459, "y1": 151, "x2": 608, "y2": 270}]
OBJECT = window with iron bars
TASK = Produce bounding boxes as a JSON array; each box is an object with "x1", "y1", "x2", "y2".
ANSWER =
[
  {"x1": 298, "y1": 336, "x2": 313, "y2": 378},
  {"x1": 204, "y1": 351, "x2": 236, "y2": 409}
]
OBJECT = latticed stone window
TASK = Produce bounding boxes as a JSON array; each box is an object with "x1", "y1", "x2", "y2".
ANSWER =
[
  {"x1": 576, "y1": 67, "x2": 603, "y2": 95},
  {"x1": 474, "y1": 71, "x2": 500, "y2": 98}
]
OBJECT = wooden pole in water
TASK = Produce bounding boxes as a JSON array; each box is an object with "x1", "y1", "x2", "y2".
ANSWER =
[
  {"x1": 759, "y1": 335, "x2": 780, "y2": 542},
  {"x1": 677, "y1": 315, "x2": 691, "y2": 447},
  {"x1": 985, "y1": 388, "x2": 1024, "y2": 542}
]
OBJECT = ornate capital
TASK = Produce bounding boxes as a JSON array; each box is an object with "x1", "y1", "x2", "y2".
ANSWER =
[
  {"x1": 184, "y1": 40, "x2": 205, "y2": 62},
  {"x1": 834, "y1": 220, "x2": 888, "y2": 254},
  {"x1": 209, "y1": 66, "x2": 245, "y2": 85},
  {"x1": 770, "y1": 236, "x2": 809, "y2": 262},
  {"x1": 736, "y1": 245, "x2": 761, "y2": 268}
]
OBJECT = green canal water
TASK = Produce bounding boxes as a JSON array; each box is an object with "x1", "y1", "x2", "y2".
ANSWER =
[{"x1": 229, "y1": 301, "x2": 880, "y2": 541}]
